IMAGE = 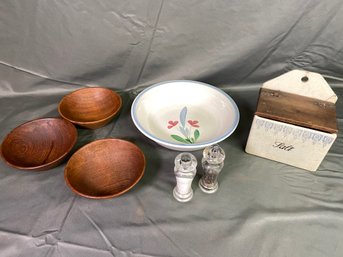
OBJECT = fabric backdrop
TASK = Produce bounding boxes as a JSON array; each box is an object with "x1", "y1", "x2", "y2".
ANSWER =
[{"x1": 1, "y1": 1, "x2": 343, "y2": 256}]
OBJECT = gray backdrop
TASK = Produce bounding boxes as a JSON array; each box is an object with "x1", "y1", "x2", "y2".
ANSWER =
[{"x1": 1, "y1": 1, "x2": 343, "y2": 256}]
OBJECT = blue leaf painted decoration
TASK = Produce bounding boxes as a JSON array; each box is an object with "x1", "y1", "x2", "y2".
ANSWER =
[
  {"x1": 179, "y1": 126, "x2": 188, "y2": 137},
  {"x1": 185, "y1": 127, "x2": 190, "y2": 137},
  {"x1": 180, "y1": 106, "x2": 187, "y2": 127}
]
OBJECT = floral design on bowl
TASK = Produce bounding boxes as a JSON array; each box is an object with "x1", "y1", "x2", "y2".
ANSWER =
[
  {"x1": 131, "y1": 80, "x2": 240, "y2": 151},
  {"x1": 168, "y1": 107, "x2": 200, "y2": 144}
]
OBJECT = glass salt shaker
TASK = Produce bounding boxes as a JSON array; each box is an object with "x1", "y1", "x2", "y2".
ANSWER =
[
  {"x1": 173, "y1": 153, "x2": 197, "y2": 203},
  {"x1": 199, "y1": 144, "x2": 225, "y2": 194}
]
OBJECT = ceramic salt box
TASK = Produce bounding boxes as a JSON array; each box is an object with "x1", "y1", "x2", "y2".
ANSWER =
[{"x1": 245, "y1": 70, "x2": 338, "y2": 171}]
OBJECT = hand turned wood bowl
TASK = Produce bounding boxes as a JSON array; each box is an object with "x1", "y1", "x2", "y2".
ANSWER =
[
  {"x1": 58, "y1": 87, "x2": 122, "y2": 129},
  {"x1": 0, "y1": 118, "x2": 77, "y2": 171},
  {"x1": 64, "y1": 138, "x2": 145, "y2": 199}
]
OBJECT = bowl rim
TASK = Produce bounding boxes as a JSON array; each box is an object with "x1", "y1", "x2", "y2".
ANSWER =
[
  {"x1": 58, "y1": 87, "x2": 122, "y2": 125},
  {"x1": 131, "y1": 80, "x2": 240, "y2": 149},
  {"x1": 64, "y1": 138, "x2": 146, "y2": 199},
  {"x1": 0, "y1": 117, "x2": 78, "y2": 171}
]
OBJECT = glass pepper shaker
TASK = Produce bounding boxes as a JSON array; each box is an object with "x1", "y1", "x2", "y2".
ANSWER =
[
  {"x1": 173, "y1": 152, "x2": 197, "y2": 203},
  {"x1": 199, "y1": 144, "x2": 225, "y2": 194}
]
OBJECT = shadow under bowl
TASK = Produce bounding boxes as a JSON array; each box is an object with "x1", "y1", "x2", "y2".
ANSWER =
[
  {"x1": 58, "y1": 87, "x2": 122, "y2": 129},
  {"x1": 1, "y1": 118, "x2": 77, "y2": 171},
  {"x1": 64, "y1": 138, "x2": 145, "y2": 199}
]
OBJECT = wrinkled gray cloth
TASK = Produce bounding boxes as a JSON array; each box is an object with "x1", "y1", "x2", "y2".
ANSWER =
[{"x1": 1, "y1": 1, "x2": 343, "y2": 257}]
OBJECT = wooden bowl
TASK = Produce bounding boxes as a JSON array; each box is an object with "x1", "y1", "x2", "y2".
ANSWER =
[
  {"x1": 58, "y1": 87, "x2": 122, "y2": 129},
  {"x1": 1, "y1": 118, "x2": 77, "y2": 171},
  {"x1": 64, "y1": 139, "x2": 145, "y2": 199}
]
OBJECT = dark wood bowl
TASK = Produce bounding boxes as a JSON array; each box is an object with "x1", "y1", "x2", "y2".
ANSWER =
[
  {"x1": 1, "y1": 118, "x2": 77, "y2": 171},
  {"x1": 58, "y1": 87, "x2": 122, "y2": 129},
  {"x1": 64, "y1": 138, "x2": 145, "y2": 199}
]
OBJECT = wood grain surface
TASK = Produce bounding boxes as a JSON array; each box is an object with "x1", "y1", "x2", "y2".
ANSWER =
[
  {"x1": 1, "y1": 118, "x2": 77, "y2": 171},
  {"x1": 58, "y1": 87, "x2": 122, "y2": 129},
  {"x1": 64, "y1": 138, "x2": 145, "y2": 199},
  {"x1": 256, "y1": 88, "x2": 338, "y2": 133}
]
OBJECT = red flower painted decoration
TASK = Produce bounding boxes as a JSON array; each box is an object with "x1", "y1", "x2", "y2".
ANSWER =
[
  {"x1": 168, "y1": 120, "x2": 178, "y2": 129},
  {"x1": 167, "y1": 107, "x2": 201, "y2": 144},
  {"x1": 188, "y1": 120, "x2": 199, "y2": 128}
]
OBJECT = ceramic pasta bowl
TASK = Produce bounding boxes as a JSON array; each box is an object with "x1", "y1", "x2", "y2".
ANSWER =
[{"x1": 131, "y1": 80, "x2": 240, "y2": 151}]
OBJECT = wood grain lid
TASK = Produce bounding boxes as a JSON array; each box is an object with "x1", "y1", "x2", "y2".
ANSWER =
[{"x1": 256, "y1": 88, "x2": 338, "y2": 134}]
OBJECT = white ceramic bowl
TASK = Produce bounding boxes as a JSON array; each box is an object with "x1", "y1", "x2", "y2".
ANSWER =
[{"x1": 131, "y1": 80, "x2": 240, "y2": 151}]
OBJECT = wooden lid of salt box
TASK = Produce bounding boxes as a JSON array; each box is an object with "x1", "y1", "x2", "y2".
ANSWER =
[{"x1": 255, "y1": 70, "x2": 338, "y2": 134}]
